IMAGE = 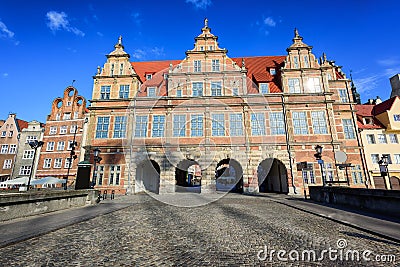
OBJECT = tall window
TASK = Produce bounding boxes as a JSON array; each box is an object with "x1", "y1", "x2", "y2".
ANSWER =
[
  {"x1": 100, "y1": 85, "x2": 111, "y2": 100},
  {"x1": 323, "y1": 163, "x2": 334, "y2": 182},
  {"x1": 56, "y1": 113, "x2": 61, "y2": 121},
  {"x1": 389, "y1": 134, "x2": 398, "y2": 144},
  {"x1": 147, "y1": 87, "x2": 156, "y2": 97},
  {"x1": 3, "y1": 159, "x2": 12, "y2": 169},
  {"x1": 109, "y1": 165, "x2": 121, "y2": 185},
  {"x1": 63, "y1": 113, "x2": 71, "y2": 120},
  {"x1": 173, "y1": 115, "x2": 186, "y2": 137},
  {"x1": 211, "y1": 81, "x2": 222, "y2": 96},
  {"x1": 292, "y1": 112, "x2": 308, "y2": 135},
  {"x1": 232, "y1": 88, "x2": 239, "y2": 96},
  {"x1": 70, "y1": 125, "x2": 77, "y2": 134},
  {"x1": 302, "y1": 164, "x2": 315, "y2": 184},
  {"x1": 269, "y1": 112, "x2": 285, "y2": 135},
  {"x1": 394, "y1": 154, "x2": 400, "y2": 164},
  {"x1": 382, "y1": 154, "x2": 392, "y2": 164},
  {"x1": 212, "y1": 114, "x2": 225, "y2": 136},
  {"x1": 192, "y1": 82, "x2": 203, "y2": 97},
  {"x1": 194, "y1": 60, "x2": 201, "y2": 72},
  {"x1": 9, "y1": 144, "x2": 16, "y2": 154},
  {"x1": 152, "y1": 115, "x2": 165, "y2": 137},
  {"x1": 303, "y1": 56, "x2": 309, "y2": 68},
  {"x1": 46, "y1": 142, "x2": 55, "y2": 151},
  {"x1": 338, "y1": 89, "x2": 349, "y2": 103},
  {"x1": 377, "y1": 134, "x2": 387, "y2": 144},
  {"x1": 229, "y1": 114, "x2": 243, "y2": 136},
  {"x1": 113, "y1": 116, "x2": 127, "y2": 138},
  {"x1": 1, "y1": 145, "x2": 8, "y2": 154},
  {"x1": 65, "y1": 158, "x2": 72, "y2": 169},
  {"x1": 293, "y1": 56, "x2": 299, "y2": 68},
  {"x1": 119, "y1": 85, "x2": 129, "y2": 99},
  {"x1": 366, "y1": 134, "x2": 376, "y2": 144},
  {"x1": 54, "y1": 158, "x2": 62, "y2": 168},
  {"x1": 311, "y1": 111, "x2": 328, "y2": 134},
  {"x1": 260, "y1": 83, "x2": 269, "y2": 94},
  {"x1": 23, "y1": 150, "x2": 34, "y2": 159},
  {"x1": 251, "y1": 113, "x2": 266, "y2": 136},
  {"x1": 19, "y1": 166, "x2": 31, "y2": 176},
  {"x1": 176, "y1": 89, "x2": 182, "y2": 97},
  {"x1": 288, "y1": 78, "x2": 301, "y2": 93},
  {"x1": 119, "y1": 63, "x2": 124, "y2": 75},
  {"x1": 342, "y1": 119, "x2": 355, "y2": 139},
  {"x1": 351, "y1": 165, "x2": 363, "y2": 184},
  {"x1": 96, "y1": 165, "x2": 104, "y2": 185},
  {"x1": 57, "y1": 141, "x2": 65, "y2": 151},
  {"x1": 74, "y1": 112, "x2": 79, "y2": 119},
  {"x1": 43, "y1": 158, "x2": 52, "y2": 168},
  {"x1": 26, "y1": 136, "x2": 37, "y2": 143},
  {"x1": 307, "y1": 77, "x2": 321, "y2": 93},
  {"x1": 212, "y1": 59, "x2": 220, "y2": 71},
  {"x1": 191, "y1": 114, "x2": 203, "y2": 137},
  {"x1": 95, "y1": 117, "x2": 110, "y2": 138},
  {"x1": 371, "y1": 154, "x2": 379, "y2": 164},
  {"x1": 60, "y1": 125, "x2": 67, "y2": 134},
  {"x1": 135, "y1": 116, "x2": 148, "y2": 137},
  {"x1": 49, "y1": 126, "x2": 57, "y2": 135}
]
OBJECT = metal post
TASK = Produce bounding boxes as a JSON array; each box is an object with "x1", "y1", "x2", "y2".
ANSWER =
[
  {"x1": 27, "y1": 147, "x2": 38, "y2": 191},
  {"x1": 65, "y1": 124, "x2": 78, "y2": 190},
  {"x1": 91, "y1": 160, "x2": 97, "y2": 189}
]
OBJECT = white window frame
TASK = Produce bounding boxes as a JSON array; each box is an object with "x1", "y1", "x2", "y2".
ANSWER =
[
  {"x1": 152, "y1": 115, "x2": 165, "y2": 137},
  {"x1": 57, "y1": 141, "x2": 65, "y2": 151},
  {"x1": 212, "y1": 59, "x2": 220, "y2": 72},
  {"x1": 46, "y1": 142, "x2": 55, "y2": 151},
  {"x1": 307, "y1": 77, "x2": 321, "y2": 93},
  {"x1": 173, "y1": 115, "x2": 186, "y2": 137},
  {"x1": 292, "y1": 111, "x2": 309, "y2": 135},
  {"x1": 44, "y1": 158, "x2": 52, "y2": 168},
  {"x1": 147, "y1": 87, "x2": 156, "y2": 97},
  {"x1": 49, "y1": 126, "x2": 57, "y2": 135},
  {"x1": 19, "y1": 165, "x2": 31, "y2": 176},
  {"x1": 366, "y1": 134, "x2": 376, "y2": 144},
  {"x1": 1, "y1": 145, "x2": 8, "y2": 154},
  {"x1": 9, "y1": 144, "x2": 16, "y2": 154},
  {"x1": 60, "y1": 125, "x2": 67, "y2": 134},
  {"x1": 194, "y1": 60, "x2": 201, "y2": 72},
  {"x1": 54, "y1": 158, "x2": 62, "y2": 168},
  {"x1": 288, "y1": 78, "x2": 301, "y2": 93},
  {"x1": 3, "y1": 159, "x2": 12, "y2": 169},
  {"x1": 311, "y1": 111, "x2": 328, "y2": 134},
  {"x1": 211, "y1": 81, "x2": 222, "y2": 96},
  {"x1": 211, "y1": 114, "x2": 225, "y2": 136},
  {"x1": 23, "y1": 150, "x2": 34, "y2": 159},
  {"x1": 377, "y1": 134, "x2": 387, "y2": 144},
  {"x1": 259, "y1": 83, "x2": 269, "y2": 94}
]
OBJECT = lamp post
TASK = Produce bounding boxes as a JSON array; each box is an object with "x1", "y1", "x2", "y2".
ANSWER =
[
  {"x1": 91, "y1": 148, "x2": 102, "y2": 188},
  {"x1": 314, "y1": 145, "x2": 325, "y2": 186},
  {"x1": 65, "y1": 124, "x2": 78, "y2": 190},
  {"x1": 27, "y1": 140, "x2": 44, "y2": 191},
  {"x1": 378, "y1": 155, "x2": 392, "y2": 189}
]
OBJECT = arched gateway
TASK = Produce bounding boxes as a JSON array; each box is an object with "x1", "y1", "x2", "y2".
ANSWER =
[
  {"x1": 135, "y1": 160, "x2": 160, "y2": 194},
  {"x1": 258, "y1": 158, "x2": 289, "y2": 193},
  {"x1": 215, "y1": 158, "x2": 243, "y2": 193}
]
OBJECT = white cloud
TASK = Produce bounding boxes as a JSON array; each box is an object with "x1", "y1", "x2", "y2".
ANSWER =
[
  {"x1": 0, "y1": 21, "x2": 14, "y2": 38},
  {"x1": 377, "y1": 58, "x2": 400, "y2": 67},
  {"x1": 186, "y1": 0, "x2": 212, "y2": 9},
  {"x1": 132, "y1": 49, "x2": 146, "y2": 59},
  {"x1": 264, "y1": 17, "x2": 276, "y2": 27},
  {"x1": 132, "y1": 47, "x2": 166, "y2": 60},
  {"x1": 131, "y1": 12, "x2": 142, "y2": 26},
  {"x1": 97, "y1": 32, "x2": 104, "y2": 37},
  {"x1": 151, "y1": 47, "x2": 165, "y2": 57},
  {"x1": 46, "y1": 11, "x2": 85, "y2": 37},
  {"x1": 354, "y1": 66, "x2": 400, "y2": 94},
  {"x1": 2, "y1": 73, "x2": 9, "y2": 78}
]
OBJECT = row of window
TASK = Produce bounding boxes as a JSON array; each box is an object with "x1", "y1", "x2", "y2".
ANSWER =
[
  {"x1": 109, "y1": 63, "x2": 125, "y2": 76},
  {"x1": 0, "y1": 144, "x2": 17, "y2": 154},
  {"x1": 95, "y1": 112, "x2": 355, "y2": 139},
  {"x1": 302, "y1": 163, "x2": 363, "y2": 185},
  {"x1": 43, "y1": 158, "x2": 72, "y2": 169},
  {"x1": 55, "y1": 112, "x2": 79, "y2": 121},
  {"x1": 1, "y1": 130, "x2": 14, "y2": 137},
  {"x1": 49, "y1": 125, "x2": 77, "y2": 135},
  {"x1": 371, "y1": 154, "x2": 400, "y2": 164},
  {"x1": 94, "y1": 165, "x2": 121, "y2": 186},
  {"x1": 100, "y1": 85, "x2": 130, "y2": 100},
  {"x1": 45, "y1": 141, "x2": 75, "y2": 152},
  {"x1": 366, "y1": 133, "x2": 398, "y2": 144}
]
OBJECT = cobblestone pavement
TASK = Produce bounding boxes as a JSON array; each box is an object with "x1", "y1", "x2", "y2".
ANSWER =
[{"x1": 0, "y1": 193, "x2": 399, "y2": 266}]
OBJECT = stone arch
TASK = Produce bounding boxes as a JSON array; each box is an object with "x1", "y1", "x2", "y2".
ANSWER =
[
  {"x1": 215, "y1": 158, "x2": 243, "y2": 193},
  {"x1": 258, "y1": 158, "x2": 289, "y2": 193},
  {"x1": 175, "y1": 158, "x2": 202, "y2": 193},
  {"x1": 135, "y1": 159, "x2": 160, "y2": 194},
  {"x1": 390, "y1": 176, "x2": 400, "y2": 190}
]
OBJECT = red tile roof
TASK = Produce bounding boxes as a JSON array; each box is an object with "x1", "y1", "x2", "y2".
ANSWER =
[
  {"x1": 16, "y1": 119, "x2": 28, "y2": 131},
  {"x1": 372, "y1": 96, "x2": 399, "y2": 116},
  {"x1": 355, "y1": 104, "x2": 384, "y2": 129},
  {"x1": 131, "y1": 56, "x2": 286, "y2": 95}
]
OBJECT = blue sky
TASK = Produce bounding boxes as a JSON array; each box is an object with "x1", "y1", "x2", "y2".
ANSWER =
[{"x1": 1, "y1": 0, "x2": 399, "y2": 122}]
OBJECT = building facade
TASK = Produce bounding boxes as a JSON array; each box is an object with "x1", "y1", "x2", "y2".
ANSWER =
[
  {"x1": 36, "y1": 86, "x2": 87, "y2": 187},
  {"x1": 356, "y1": 96, "x2": 400, "y2": 189},
  {"x1": 11, "y1": 120, "x2": 44, "y2": 179},
  {"x1": 0, "y1": 114, "x2": 28, "y2": 181},
  {"x1": 86, "y1": 20, "x2": 366, "y2": 195}
]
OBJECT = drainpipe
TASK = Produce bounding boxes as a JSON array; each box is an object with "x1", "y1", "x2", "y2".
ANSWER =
[{"x1": 281, "y1": 94, "x2": 296, "y2": 194}]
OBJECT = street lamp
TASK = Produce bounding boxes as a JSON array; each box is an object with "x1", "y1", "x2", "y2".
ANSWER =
[
  {"x1": 91, "y1": 148, "x2": 102, "y2": 188},
  {"x1": 27, "y1": 140, "x2": 44, "y2": 191},
  {"x1": 314, "y1": 145, "x2": 325, "y2": 186},
  {"x1": 378, "y1": 155, "x2": 392, "y2": 189},
  {"x1": 65, "y1": 124, "x2": 79, "y2": 190}
]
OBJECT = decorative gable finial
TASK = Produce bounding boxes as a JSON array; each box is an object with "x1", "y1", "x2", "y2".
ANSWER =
[
  {"x1": 204, "y1": 18, "x2": 208, "y2": 28},
  {"x1": 294, "y1": 28, "x2": 299, "y2": 38},
  {"x1": 118, "y1": 35, "x2": 122, "y2": 45},
  {"x1": 323, "y1": 52, "x2": 327, "y2": 62},
  {"x1": 241, "y1": 58, "x2": 246, "y2": 68}
]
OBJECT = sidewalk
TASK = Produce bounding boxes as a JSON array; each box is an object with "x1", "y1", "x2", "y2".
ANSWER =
[
  {"x1": 0, "y1": 200, "x2": 133, "y2": 248},
  {"x1": 258, "y1": 193, "x2": 400, "y2": 243}
]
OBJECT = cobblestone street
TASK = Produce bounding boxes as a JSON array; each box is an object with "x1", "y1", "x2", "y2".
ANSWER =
[{"x1": 0, "y1": 193, "x2": 399, "y2": 266}]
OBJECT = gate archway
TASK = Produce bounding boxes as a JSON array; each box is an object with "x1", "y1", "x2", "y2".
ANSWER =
[
  {"x1": 258, "y1": 158, "x2": 288, "y2": 193},
  {"x1": 215, "y1": 158, "x2": 243, "y2": 193},
  {"x1": 136, "y1": 159, "x2": 160, "y2": 194},
  {"x1": 175, "y1": 159, "x2": 201, "y2": 193}
]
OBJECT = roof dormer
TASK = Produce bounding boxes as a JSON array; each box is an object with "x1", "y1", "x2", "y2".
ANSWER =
[{"x1": 284, "y1": 29, "x2": 319, "y2": 70}]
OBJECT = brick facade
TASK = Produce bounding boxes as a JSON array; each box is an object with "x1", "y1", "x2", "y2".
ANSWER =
[{"x1": 85, "y1": 21, "x2": 366, "y2": 195}]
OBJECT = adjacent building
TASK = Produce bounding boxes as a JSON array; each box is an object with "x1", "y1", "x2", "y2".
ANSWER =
[
  {"x1": 85, "y1": 20, "x2": 366, "y2": 195},
  {"x1": 0, "y1": 114, "x2": 28, "y2": 181},
  {"x1": 36, "y1": 86, "x2": 87, "y2": 187},
  {"x1": 11, "y1": 120, "x2": 44, "y2": 179},
  {"x1": 356, "y1": 96, "x2": 400, "y2": 189}
]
